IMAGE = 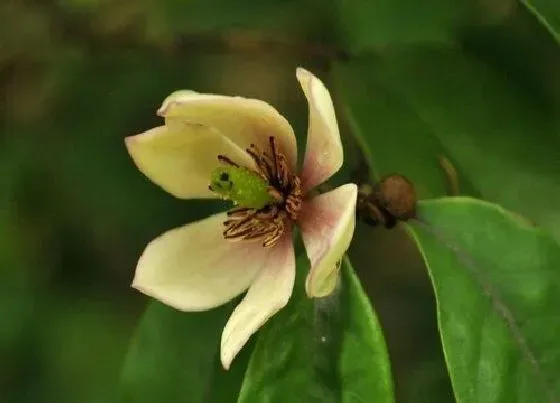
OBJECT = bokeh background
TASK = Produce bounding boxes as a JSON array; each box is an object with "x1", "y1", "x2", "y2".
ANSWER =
[{"x1": 2, "y1": 0, "x2": 559, "y2": 402}]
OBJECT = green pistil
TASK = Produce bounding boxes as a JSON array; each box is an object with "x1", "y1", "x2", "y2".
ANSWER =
[{"x1": 209, "y1": 166, "x2": 276, "y2": 209}]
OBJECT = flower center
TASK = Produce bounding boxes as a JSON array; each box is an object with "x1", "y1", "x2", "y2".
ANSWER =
[{"x1": 209, "y1": 136, "x2": 303, "y2": 247}]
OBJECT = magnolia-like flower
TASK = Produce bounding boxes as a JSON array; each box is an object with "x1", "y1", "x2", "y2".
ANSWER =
[{"x1": 125, "y1": 68, "x2": 357, "y2": 369}]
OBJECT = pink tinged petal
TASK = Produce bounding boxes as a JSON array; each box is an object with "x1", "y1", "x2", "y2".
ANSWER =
[
  {"x1": 132, "y1": 213, "x2": 273, "y2": 311},
  {"x1": 298, "y1": 184, "x2": 358, "y2": 298},
  {"x1": 157, "y1": 90, "x2": 298, "y2": 170},
  {"x1": 220, "y1": 231, "x2": 295, "y2": 370},
  {"x1": 125, "y1": 124, "x2": 255, "y2": 199},
  {"x1": 296, "y1": 68, "x2": 344, "y2": 192}
]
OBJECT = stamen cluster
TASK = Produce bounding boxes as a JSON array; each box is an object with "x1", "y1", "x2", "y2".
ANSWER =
[{"x1": 220, "y1": 136, "x2": 303, "y2": 247}]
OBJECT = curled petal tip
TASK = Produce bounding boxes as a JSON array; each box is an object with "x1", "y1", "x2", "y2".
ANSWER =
[
  {"x1": 220, "y1": 351, "x2": 232, "y2": 371},
  {"x1": 156, "y1": 99, "x2": 173, "y2": 117},
  {"x1": 305, "y1": 259, "x2": 341, "y2": 298},
  {"x1": 299, "y1": 184, "x2": 357, "y2": 299},
  {"x1": 295, "y1": 67, "x2": 312, "y2": 80},
  {"x1": 157, "y1": 90, "x2": 200, "y2": 117}
]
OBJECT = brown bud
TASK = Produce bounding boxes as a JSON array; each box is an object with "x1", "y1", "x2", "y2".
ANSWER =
[{"x1": 374, "y1": 175, "x2": 417, "y2": 221}]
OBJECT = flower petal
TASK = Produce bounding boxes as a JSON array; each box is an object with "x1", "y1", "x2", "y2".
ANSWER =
[
  {"x1": 296, "y1": 68, "x2": 343, "y2": 192},
  {"x1": 298, "y1": 183, "x2": 358, "y2": 297},
  {"x1": 220, "y1": 231, "x2": 295, "y2": 369},
  {"x1": 132, "y1": 212, "x2": 274, "y2": 311},
  {"x1": 125, "y1": 124, "x2": 255, "y2": 199},
  {"x1": 158, "y1": 90, "x2": 298, "y2": 170}
]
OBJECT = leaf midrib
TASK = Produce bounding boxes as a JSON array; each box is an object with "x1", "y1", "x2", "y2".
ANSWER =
[{"x1": 406, "y1": 217, "x2": 556, "y2": 403}]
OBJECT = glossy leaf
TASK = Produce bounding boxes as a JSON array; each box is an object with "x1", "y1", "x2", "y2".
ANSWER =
[
  {"x1": 334, "y1": 47, "x2": 560, "y2": 242},
  {"x1": 519, "y1": 0, "x2": 560, "y2": 43},
  {"x1": 238, "y1": 256, "x2": 394, "y2": 403},
  {"x1": 407, "y1": 197, "x2": 560, "y2": 402},
  {"x1": 119, "y1": 301, "x2": 249, "y2": 403},
  {"x1": 339, "y1": 257, "x2": 395, "y2": 402}
]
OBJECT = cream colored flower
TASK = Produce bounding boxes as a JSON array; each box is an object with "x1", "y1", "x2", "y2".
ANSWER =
[{"x1": 125, "y1": 68, "x2": 357, "y2": 370}]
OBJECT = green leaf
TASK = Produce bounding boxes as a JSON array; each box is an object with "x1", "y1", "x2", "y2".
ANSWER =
[
  {"x1": 518, "y1": 0, "x2": 560, "y2": 43},
  {"x1": 334, "y1": 47, "x2": 560, "y2": 242},
  {"x1": 339, "y1": 257, "x2": 395, "y2": 402},
  {"x1": 335, "y1": 58, "x2": 455, "y2": 199},
  {"x1": 238, "y1": 257, "x2": 394, "y2": 403},
  {"x1": 119, "y1": 301, "x2": 248, "y2": 403},
  {"x1": 333, "y1": 0, "x2": 475, "y2": 53},
  {"x1": 407, "y1": 197, "x2": 560, "y2": 402}
]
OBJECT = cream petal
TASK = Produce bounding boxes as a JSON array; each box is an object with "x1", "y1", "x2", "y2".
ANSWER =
[
  {"x1": 125, "y1": 124, "x2": 255, "y2": 199},
  {"x1": 298, "y1": 184, "x2": 358, "y2": 297},
  {"x1": 296, "y1": 68, "x2": 344, "y2": 192},
  {"x1": 132, "y1": 213, "x2": 274, "y2": 311},
  {"x1": 220, "y1": 231, "x2": 295, "y2": 369},
  {"x1": 158, "y1": 90, "x2": 298, "y2": 170}
]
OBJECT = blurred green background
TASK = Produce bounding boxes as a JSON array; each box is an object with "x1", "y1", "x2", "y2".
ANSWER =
[{"x1": 2, "y1": 0, "x2": 559, "y2": 402}]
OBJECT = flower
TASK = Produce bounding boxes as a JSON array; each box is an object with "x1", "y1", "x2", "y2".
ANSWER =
[{"x1": 125, "y1": 68, "x2": 357, "y2": 369}]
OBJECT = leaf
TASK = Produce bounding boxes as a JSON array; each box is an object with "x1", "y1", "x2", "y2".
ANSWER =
[
  {"x1": 518, "y1": 0, "x2": 560, "y2": 43},
  {"x1": 339, "y1": 257, "x2": 395, "y2": 402},
  {"x1": 119, "y1": 301, "x2": 249, "y2": 403},
  {"x1": 333, "y1": 0, "x2": 475, "y2": 53},
  {"x1": 238, "y1": 256, "x2": 394, "y2": 403},
  {"x1": 335, "y1": 58, "x2": 458, "y2": 199},
  {"x1": 407, "y1": 197, "x2": 560, "y2": 402},
  {"x1": 334, "y1": 53, "x2": 482, "y2": 199},
  {"x1": 334, "y1": 47, "x2": 560, "y2": 242}
]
